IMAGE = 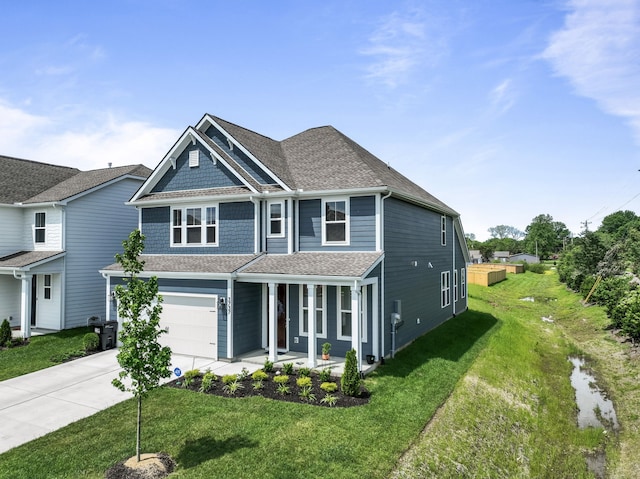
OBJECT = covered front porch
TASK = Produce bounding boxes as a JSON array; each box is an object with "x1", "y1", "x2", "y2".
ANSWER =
[{"x1": 237, "y1": 349, "x2": 379, "y2": 377}]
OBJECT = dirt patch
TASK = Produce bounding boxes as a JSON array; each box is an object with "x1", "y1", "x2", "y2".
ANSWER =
[{"x1": 106, "y1": 452, "x2": 175, "y2": 479}]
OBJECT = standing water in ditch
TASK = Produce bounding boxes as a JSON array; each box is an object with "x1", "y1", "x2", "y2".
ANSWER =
[
  {"x1": 569, "y1": 356, "x2": 619, "y2": 430},
  {"x1": 569, "y1": 356, "x2": 619, "y2": 478}
]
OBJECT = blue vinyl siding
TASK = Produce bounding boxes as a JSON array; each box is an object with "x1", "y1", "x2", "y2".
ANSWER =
[
  {"x1": 141, "y1": 201, "x2": 255, "y2": 254},
  {"x1": 233, "y1": 282, "x2": 262, "y2": 356},
  {"x1": 64, "y1": 178, "x2": 144, "y2": 328},
  {"x1": 383, "y1": 197, "x2": 454, "y2": 354},
  {"x1": 298, "y1": 195, "x2": 376, "y2": 251},
  {"x1": 205, "y1": 125, "x2": 275, "y2": 185},
  {"x1": 151, "y1": 145, "x2": 242, "y2": 193},
  {"x1": 266, "y1": 200, "x2": 288, "y2": 254}
]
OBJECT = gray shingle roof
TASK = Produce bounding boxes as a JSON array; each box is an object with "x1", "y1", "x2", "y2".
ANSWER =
[
  {"x1": 0, "y1": 250, "x2": 65, "y2": 269},
  {"x1": 204, "y1": 116, "x2": 457, "y2": 215},
  {"x1": 23, "y1": 164, "x2": 152, "y2": 204},
  {"x1": 102, "y1": 255, "x2": 260, "y2": 275},
  {"x1": 239, "y1": 252, "x2": 384, "y2": 278},
  {"x1": 0, "y1": 155, "x2": 79, "y2": 204},
  {"x1": 0, "y1": 156, "x2": 151, "y2": 205}
]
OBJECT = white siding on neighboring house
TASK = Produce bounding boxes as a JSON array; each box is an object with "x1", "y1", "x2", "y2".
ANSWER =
[
  {"x1": 64, "y1": 178, "x2": 145, "y2": 328},
  {"x1": 24, "y1": 206, "x2": 63, "y2": 251},
  {"x1": 0, "y1": 207, "x2": 25, "y2": 255},
  {"x1": 0, "y1": 276, "x2": 20, "y2": 326}
]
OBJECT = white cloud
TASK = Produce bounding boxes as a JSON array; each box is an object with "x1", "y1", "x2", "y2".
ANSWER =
[
  {"x1": 0, "y1": 100, "x2": 178, "y2": 170},
  {"x1": 489, "y1": 78, "x2": 516, "y2": 115},
  {"x1": 542, "y1": 0, "x2": 640, "y2": 141},
  {"x1": 360, "y1": 8, "x2": 447, "y2": 88}
]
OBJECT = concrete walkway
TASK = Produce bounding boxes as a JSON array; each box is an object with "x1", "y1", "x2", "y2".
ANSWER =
[{"x1": 0, "y1": 349, "x2": 258, "y2": 454}]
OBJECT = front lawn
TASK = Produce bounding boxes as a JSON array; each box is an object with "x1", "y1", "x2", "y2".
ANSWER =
[
  {"x1": 0, "y1": 310, "x2": 497, "y2": 479},
  {"x1": 0, "y1": 327, "x2": 93, "y2": 381}
]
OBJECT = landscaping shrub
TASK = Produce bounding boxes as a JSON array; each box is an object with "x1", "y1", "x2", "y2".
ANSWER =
[
  {"x1": 297, "y1": 367, "x2": 311, "y2": 377},
  {"x1": 82, "y1": 332, "x2": 100, "y2": 351},
  {"x1": 274, "y1": 374, "x2": 289, "y2": 384},
  {"x1": 319, "y1": 367, "x2": 332, "y2": 382},
  {"x1": 618, "y1": 289, "x2": 640, "y2": 340},
  {"x1": 341, "y1": 349, "x2": 361, "y2": 397},
  {"x1": 526, "y1": 263, "x2": 547, "y2": 274},
  {"x1": 282, "y1": 362, "x2": 294, "y2": 374},
  {"x1": 251, "y1": 370, "x2": 268, "y2": 381},
  {"x1": 199, "y1": 371, "x2": 217, "y2": 392},
  {"x1": 263, "y1": 359, "x2": 274, "y2": 372},
  {"x1": 296, "y1": 376, "x2": 312, "y2": 388},
  {"x1": 0, "y1": 318, "x2": 12, "y2": 347},
  {"x1": 182, "y1": 369, "x2": 200, "y2": 388},
  {"x1": 320, "y1": 381, "x2": 338, "y2": 393}
]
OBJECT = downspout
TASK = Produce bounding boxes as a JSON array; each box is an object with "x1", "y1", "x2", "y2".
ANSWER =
[
  {"x1": 249, "y1": 196, "x2": 261, "y2": 254},
  {"x1": 452, "y1": 216, "x2": 456, "y2": 318},
  {"x1": 58, "y1": 204, "x2": 66, "y2": 330},
  {"x1": 380, "y1": 191, "x2": 392, "y2": 360}
]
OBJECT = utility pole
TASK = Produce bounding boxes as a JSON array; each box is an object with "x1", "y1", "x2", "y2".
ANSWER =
[{"x1": 581, "y1": 220, "x2": 591, "y2": 233}]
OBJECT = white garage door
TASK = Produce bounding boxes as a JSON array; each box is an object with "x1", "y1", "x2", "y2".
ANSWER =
[{"x1": 159, "y1": 293, "x2": 218, "y2": 359}]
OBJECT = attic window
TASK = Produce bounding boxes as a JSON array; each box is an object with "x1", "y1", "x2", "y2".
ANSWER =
[{"x1": 189, "y1": 150, "x2": 200, "y2": 168}]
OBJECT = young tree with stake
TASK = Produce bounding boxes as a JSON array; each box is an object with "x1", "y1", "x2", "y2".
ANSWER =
[{"x1": 112, "y1": 229, "x2": 172, "y2": 462}]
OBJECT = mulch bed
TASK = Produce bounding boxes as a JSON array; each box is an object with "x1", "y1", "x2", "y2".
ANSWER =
[{"x1": 166, "y1": 368, "x2": 370, "y2": 408}]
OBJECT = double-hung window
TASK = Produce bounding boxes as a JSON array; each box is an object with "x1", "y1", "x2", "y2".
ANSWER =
[
  {"x1": 268, "y1": 201, "x2": 284, "y2": 238},
  {"x1": 337, "y1": 286, "x2": 367, "y2": 341},
  {"x1": 461, "y1": 268, "x2": 466, "y2": 298},
  {"x1": 441, "y1": 271, "x2": 451, "y2": 308},
  {"x1": 454, "y1": 269, "x2": 459, "y2": 302},
  {"x1": 300, "y1": 285, "x2": 326, "y2": 337},
  {"x1": 323, "y1": 198, "x2": 349, "y2": 245},
  {"x1": 35, "y1": 212, "x2": 46, "y2": 243},
  {"x1": 171, "y1": 206, "x2": 218, "y2": 246}
]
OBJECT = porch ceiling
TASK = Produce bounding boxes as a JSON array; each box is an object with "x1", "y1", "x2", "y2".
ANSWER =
[{"x1": 0, "y1": 250, "x2": 65, "y2": 271}]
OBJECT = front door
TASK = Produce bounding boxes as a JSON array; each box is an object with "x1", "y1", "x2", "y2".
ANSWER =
[{"x1": 277, "y1": 284, "x2": 287, "y2": 350}]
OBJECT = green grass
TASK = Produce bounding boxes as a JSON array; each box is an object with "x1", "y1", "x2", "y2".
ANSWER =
[
  {"x1": 0, "y1": 310, "x2": 497, "y2": 479},
  {"x1": 0, "y1": 327, "x2": 92, "y2": 381},
  {"x1": 392, "y1": 270, "x2": 635, "y2": 478}
]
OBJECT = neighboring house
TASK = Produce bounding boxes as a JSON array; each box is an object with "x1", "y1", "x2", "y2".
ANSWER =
[
  {"x1": 469, "y1": 249, "x2": 483, "y2": 264},
  {"x1": 492, "y1": 251, "x2": 511, "y2": 262},
  {"x1": 508, "y1": 253, "x2": 540, "y2": 264},
  {"x1": 101, "y1": 114, "x2": 469, "y2": 369},
  {"x1": 0, "y1": 155, "x2": 151, "y2": 337}
]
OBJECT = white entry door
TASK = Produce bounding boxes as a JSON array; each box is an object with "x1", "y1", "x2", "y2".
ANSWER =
[{"x1": 159, "y1": 293, "x2": 218, "y2": 359}]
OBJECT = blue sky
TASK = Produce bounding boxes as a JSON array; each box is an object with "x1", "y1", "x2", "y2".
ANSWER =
[{"x1": 1, "y1": 0, "x2": 639, "y2": 240}]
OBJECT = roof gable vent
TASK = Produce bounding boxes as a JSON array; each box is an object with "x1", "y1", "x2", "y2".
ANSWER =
[{"x1": 189, "y1": 150, "x2": 200, "y2": 168}]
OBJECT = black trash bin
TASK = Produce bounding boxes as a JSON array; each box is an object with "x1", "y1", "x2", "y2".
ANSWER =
[
  {"x1": 87, "y1": 318, "x2": 118, "y2": 350},
  {"x1": 101, "y1": 320, "x2": 118, "y2": 350}
]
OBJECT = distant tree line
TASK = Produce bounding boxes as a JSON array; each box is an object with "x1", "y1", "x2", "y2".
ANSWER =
[{"x1": 466, "y1": 214, "x2": 570, "y2": 262}]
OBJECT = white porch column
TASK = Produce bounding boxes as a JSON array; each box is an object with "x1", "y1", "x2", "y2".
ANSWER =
[
  {"x1": 19, "y1": 274, "x2": 32, "y2": 339},
  {"x1": 105, "y1": 274, "x2": 111, "y2": 322},
  {"x1": 350, "y1": 284, "x2": 361, "y2": 371},
  {"x1": 307, "y1": 283, "x2": 317, "y2": 368},
  {"x1": 268, "y1": 282, "x2": 277, "y2": 362}
]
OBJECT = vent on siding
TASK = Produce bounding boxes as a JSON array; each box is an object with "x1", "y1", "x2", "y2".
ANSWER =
[{"x1": 189, "y1": 150, "x2": 200, "y2": 168}]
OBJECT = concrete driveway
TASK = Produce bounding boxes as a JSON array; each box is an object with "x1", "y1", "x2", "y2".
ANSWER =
[{"x1": 0, "y1": 349, "x2": 257, "y2": 454}]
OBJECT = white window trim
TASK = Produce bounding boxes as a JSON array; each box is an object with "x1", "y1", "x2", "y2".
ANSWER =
[
  {"x1": 170, "y1": 205, "x2": 219, "y2": 247},
  {"x1": 267, "y1": 200, "x2": 285, "y2": 238},
  {"x1": 34, "y1": 212, "x2": 46, "y2": 244},
  {"x1": 188, "y1": 149, "x2": 200, "y2": 168},
  {"x1": 336, "y1": 285, "x2": 367, "y2": 342},
  {"x1": 441, "y1": 215, "x2": 447, "y2": 246},
  {"x1": 321, "y1": 197, "x2": 350, "y2": 246},
  {"x1": 461, "y1": 268, "x2": 466, "y2": 298},
  {"x1": 441, "y1": 271, "x2": 451, "y2": 308},
  {"x1": 454, "y1": 269, "x2": 458, "y2": 302},
  {"x1": 299, "y1": 285, "x2": 327, "y2": 338}
]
